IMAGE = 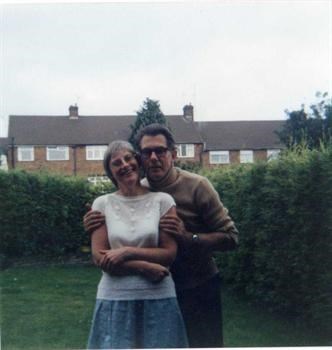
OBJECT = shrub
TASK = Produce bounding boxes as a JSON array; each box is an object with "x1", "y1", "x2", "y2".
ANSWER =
[
  {"x1": 1, "y1": 146, "x2": 331, "y2": 330},
  {"x1": 174, "y1": 160, "x2": 202, "y2": 173},
  {"x1": 207, "y1": 145, "x2": 332, "y2": 331},
  {"x1": 0, "y1": 171, "x2": 114, "y2": 258}
]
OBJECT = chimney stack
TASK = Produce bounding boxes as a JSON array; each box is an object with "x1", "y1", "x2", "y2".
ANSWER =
[
  {"x1": 69, "y1": 105, "x2": 79, "y2": 119},
  {"x1": 183, "y1": 104, "x2": 194, "y2": 121}
]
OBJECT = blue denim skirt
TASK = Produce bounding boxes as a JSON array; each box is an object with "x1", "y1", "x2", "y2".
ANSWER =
[{"x1": 87, "y1": 298, "x2": 188, "y2": 349}]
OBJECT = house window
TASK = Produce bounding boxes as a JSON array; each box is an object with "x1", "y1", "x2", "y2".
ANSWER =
[
  {"x1": 47, "y1": 146, "x2": 69, "y2": 161},
  {"x1": 177, "y1": 144, "x2": 195, "y2": 158},
  {"x1": 0, "y1": 154, "x2": 8, "y2": 170},
  {"x1": 267, "y1": 149, "x2": 280, "y2": 161},
  {"x1": 86, "y1": 146, "x2": 108, "y2": 160},
  {"x1": 18, "y1": 146, "x2": 34, "y2": 161},
  {"x1": 209, "y1": 151, "x2": 230, "y2": 164},
  {"x1": 240, "y1": 150, "x2": 253, "y2": 163}
]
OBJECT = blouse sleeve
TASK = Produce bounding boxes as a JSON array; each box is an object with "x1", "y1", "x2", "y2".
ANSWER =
[
  {"x1": 159, "y1": 192, "x2": 176, "y2": 217},
  {"x1": 92, "y1": 195, "x2": 106, "y2": 214}
]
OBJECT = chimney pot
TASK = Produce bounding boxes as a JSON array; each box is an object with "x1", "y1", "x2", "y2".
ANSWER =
[
  {"x1": 69, "y1": 105, "x2": 79, "y2": 119},
  {"x1": 183, "y1": 104, "x2": 194, "y2": 121}
]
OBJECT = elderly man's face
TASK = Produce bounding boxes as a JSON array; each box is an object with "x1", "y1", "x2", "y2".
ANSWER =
[{"x1": 140, "y1": 134, "x2": 176, "y2": 182}]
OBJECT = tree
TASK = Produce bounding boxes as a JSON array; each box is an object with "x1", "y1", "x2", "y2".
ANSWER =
[
  {"x1": 129, "y1": 98, "x2": 167, "y2": 149},
  {"x1": 277, "y1": 92, "x2": 332, "y2": 149}
]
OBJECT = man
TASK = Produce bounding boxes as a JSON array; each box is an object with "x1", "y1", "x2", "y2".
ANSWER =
[{"x1": 84, "y1": 124, "x2": 239, "y2": 348}]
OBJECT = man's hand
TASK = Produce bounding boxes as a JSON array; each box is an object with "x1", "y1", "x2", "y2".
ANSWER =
[
  {"x1": 159, "y1": 214, "x2": 192, "y2": 246},
  {"x1": 83, "y1": 207, "x2": 105, "y2": 234}
]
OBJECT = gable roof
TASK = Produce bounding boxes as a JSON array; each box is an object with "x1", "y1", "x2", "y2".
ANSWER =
[
  {"x1": 168, "y1": 115, "x2": 203, "y2": 143},
  {"x1": 8, "y1": 114, "x2": 203, "y2": 146},
  {"x1": 7, "y1": 113, "x2": 285, "y2": 150},
  {"x1": 196, "y1": 120, "x2": 285, "y2": 150}
]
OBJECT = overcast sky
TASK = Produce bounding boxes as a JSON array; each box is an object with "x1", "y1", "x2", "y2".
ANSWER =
[{"x1": 0, "y1": 0, "x2": 331, "y2": 137}]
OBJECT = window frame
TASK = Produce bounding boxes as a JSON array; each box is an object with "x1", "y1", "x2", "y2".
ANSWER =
[
  {"x1": 240, "y1": 150, "x2": 254, "y2": 163},
  {"x1": 46, "y1": 146, "x2": 69, "y2": 161},
  {"x1": 209, "y1": 151, "x2": 230, "y2": 164},
  {"x1": 17, "y1": 146, "x2": 35, "y2": 162},
  {"x1": 86, "y1": 145, "x2": 108, "y2": 161},
  {"x1": 177, "y1": 144, "x2": 195, "y2": 158},
  {"x1": 267, "y1": 149, "x2": 281, "y2": 161}
]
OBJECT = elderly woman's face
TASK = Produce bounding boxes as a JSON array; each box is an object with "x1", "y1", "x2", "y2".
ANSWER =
[{"x1": 109, "y1": 148, "x2": 140, "y2": 187}]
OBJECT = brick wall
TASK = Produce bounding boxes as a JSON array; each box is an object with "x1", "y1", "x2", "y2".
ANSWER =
[
  {"x1": 175, "y1": 144, "x2": 203, "y2": 166},
  {"x1": 8, "y1": 146, "x2": 105, "y2": 176},
  {"x1": 202, "y1": 149, "x2": 268, "y2": 167},
  {"x1": 254, "y1": 150, "x2": 267, "y2": 162},
  {"x1": 74, "y1": 146, "x2": 104, "y2": 176},
  {"x1": 8, "y1": 145, "x2": 270, "y2": 174},
  {"x1": 201, "y1": 150, "x2": 239, "y2": 168}
]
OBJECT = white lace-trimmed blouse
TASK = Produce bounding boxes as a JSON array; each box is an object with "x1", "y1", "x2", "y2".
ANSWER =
[{"x1": 92, "y1": 191, "x2": 177, "y2": 300}]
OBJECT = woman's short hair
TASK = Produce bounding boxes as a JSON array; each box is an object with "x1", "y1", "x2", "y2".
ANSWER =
[
  {"x1": 135, "y1": 124, "x2": 176, "y2": 151},
  {"x1": 103, "y1": 140, "x2": 137, "y2": 187}
]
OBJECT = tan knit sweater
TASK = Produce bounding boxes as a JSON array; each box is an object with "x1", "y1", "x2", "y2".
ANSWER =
[{"x1": 142, "y1": 167, "x2": 239, "y2": 291}]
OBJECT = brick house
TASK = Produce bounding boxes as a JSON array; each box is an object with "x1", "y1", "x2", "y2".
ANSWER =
[
  {"x1": 197, "y1": 120, "x2": 285, "y2": 167},
  {"x1": 4, "y1": 104, "x2": 285, "y2": 180}
]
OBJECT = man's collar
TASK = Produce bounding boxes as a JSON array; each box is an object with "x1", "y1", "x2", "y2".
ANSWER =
[{"x1": 146, "y1": 167, "x2": 179, "y2": 189}]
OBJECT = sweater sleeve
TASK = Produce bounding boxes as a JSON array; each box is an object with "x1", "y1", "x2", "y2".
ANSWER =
[{"x1": 194, "y1": 177, "x2": 239, "y2": 243}]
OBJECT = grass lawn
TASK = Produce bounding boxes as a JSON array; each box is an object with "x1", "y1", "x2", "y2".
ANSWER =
[{"x1": 1, "y1": 264, "x2": 330, "y2": 349}]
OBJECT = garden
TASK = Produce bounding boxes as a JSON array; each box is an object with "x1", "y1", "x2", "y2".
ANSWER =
[{"x1": 1, "y1": 145, "x2": 331, "y2": 348}]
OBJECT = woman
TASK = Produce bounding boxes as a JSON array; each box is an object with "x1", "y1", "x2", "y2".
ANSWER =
[{"x1": 87, "y1": 140, "x2": 188, "y2": 349}]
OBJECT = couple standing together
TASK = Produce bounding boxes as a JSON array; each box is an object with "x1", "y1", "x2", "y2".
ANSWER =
[{"x1": 84, "y1": 124, "x2": 239, "y2": 349}]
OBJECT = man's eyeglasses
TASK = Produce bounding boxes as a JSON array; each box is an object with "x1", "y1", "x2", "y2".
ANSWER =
[{"x1": 140, "y1": 147, "x2": 169, "y2": 159}]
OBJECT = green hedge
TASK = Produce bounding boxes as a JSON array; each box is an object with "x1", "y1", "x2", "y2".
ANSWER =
[
  {"x1": 0, "y1": 171, "x2": 113, "y2": 258},
  {"x1": 204, "y1": 145, "x2": 332, "y2": 329},
  {"x1": 1, "y1": 147, "x2": 331, "y2": 329}
]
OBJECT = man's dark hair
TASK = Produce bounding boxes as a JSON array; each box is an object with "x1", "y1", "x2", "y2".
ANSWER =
[{"x1": 136, "y1": 123, "x2": 176, "y2": 151}]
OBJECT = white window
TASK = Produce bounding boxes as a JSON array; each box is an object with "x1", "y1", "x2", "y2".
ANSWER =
[
  {"x1": 209, "y1": 151, "x2": 230, "y2": 164},
  {"x1": 87, "y1": 176, "x2": 110, "y2": 185},
  {"x1": 47, "y1": 146, "x2": 69, "y2": 161},
  {"x1": 267, "y1": 149, "x2": 280, "y2": 161},
  {"x1": 0, "y1": 154, "x2": 8, "y2": 170},
  {"x1": 18, "y1": 146, "x2": 34, "y2": 161},
  {"x1": 86, "y1": 146, "x2": 107, "y2": 160},
  {"x1": 240, "y1": 150, "x2": 254, "y2": 163},
  {"x1": 177, "y1": 144, "x2": 195, "y2": 158}
]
